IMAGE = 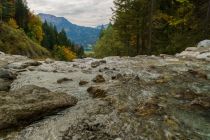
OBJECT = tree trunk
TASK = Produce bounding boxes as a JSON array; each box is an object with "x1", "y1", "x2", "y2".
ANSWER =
[
  {"x1": 148, "y1": 0, "x2": 154, "y2": 55},
  {"x1": 204, "y1": 0, "x2": 210, "y2": 34},
  {"x1": 136, "y1": 19, "x2": 140, "y2": 55}
]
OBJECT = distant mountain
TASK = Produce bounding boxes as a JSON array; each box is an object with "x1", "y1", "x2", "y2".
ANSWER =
[
  {"x1": 96, "y1": 24, "x2": 109, "y2": 30},
  {"x1": 38, "y1": 13, "x2": 101, "y2": 47}
]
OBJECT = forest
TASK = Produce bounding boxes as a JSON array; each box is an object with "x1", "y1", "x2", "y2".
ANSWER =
[
  {"x1": 94, "y1": 0, "x2": 210, "y2": 57},
  {"x1": 0, "y1": 0, "x2": 84, "y2": 60}
]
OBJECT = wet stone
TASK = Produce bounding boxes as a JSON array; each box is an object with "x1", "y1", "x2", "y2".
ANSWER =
[
  {"x1": 87, "y1": 86, "x2": 107, "y2": 98},
  {"x1": 111, "y1": 73, "x2": 123, "y2": 80},
  {"x1": 188, "y1": 69, "x2": 207, "y2": 79},
  {"x1": 79, "y1": 80, "x2": 89, "y2": 86},
  {"x1": 0, "y1": 85, "x2": 78, "y2": 130},
  {"x1": 57, "y1": 78, "x2": 73, "y2": 84},
  {"x1": 45, "y1": 58, "x2": 55, "y2": 64},
  {"x1": 91, "y1": 61, "x2": 100, "y2": 68},
  {"x1": 92, "y1": 75, "x2": 105, "y2": 83},
  {"x1": 0, "y1": 68, "x2": 16, "y2": 80}
]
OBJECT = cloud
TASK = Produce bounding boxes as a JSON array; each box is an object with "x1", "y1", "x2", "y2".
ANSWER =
[{"x1": 27, "y1": 0, "x2": 114, "y2": 27}]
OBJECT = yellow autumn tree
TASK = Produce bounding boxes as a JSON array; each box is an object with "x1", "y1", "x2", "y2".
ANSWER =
[
  {"x1": 63, "y1": 47, "x2": 76, "y2": 61},
  {"x1": 7, "y1": 18, "x2": 18, "y2": 29},
  {"x1": 54, "y1": 46, "x2": 76, "y2": 61},
  {"x1": 27, "y1": 13, "x2": 43, "y2": 43}
]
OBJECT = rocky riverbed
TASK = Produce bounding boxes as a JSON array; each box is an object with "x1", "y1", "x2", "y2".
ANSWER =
[{"x1": 0, "y1": 46, "x2": 210, "y2": 140}]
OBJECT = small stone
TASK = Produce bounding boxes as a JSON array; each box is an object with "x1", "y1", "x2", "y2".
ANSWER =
[
  {"x1": 87, "y1": 86, "x2": 107, "y2": 98},
  {"x1": 79, "y1": 80, "x2": 89, "y2": 86},
  {"x1": 57, "y1": 78, "x2": 73, "y2": 84},
  {"x1": 99, "y1": 60, "x2": 106, "y2": 64},
  {"x1": 185, "y1": 47, "x2": 197, "y2": 51},
  {"x1": 73, "y1": 64, "x2": 78, "y2": 68},
  {"x1": 91, "y1": 61, "x2": 100, "y2": 68},
  {"x1": 135, "y1": 99, "x2": 160, "y2": 117},
  {"x1": 188, "y1": 69, "x2": 207, "y2": 79},
  {"x1": 134, "y1": 75, "x2": 140, "y2": 81},
  {"x1": 112, "y1": 73, "x2": 123, "y2": 80},
  {"x1": 111, "y1": 76, "x2": 116, "y2": 80},
  {"x1": 92, "y1": 75, "x2": 105, "y2": 83},
  {"x1": 45, "y1": 58, "x2": 55, "y2": 64}
]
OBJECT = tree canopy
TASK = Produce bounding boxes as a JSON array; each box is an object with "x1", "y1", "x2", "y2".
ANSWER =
[{"x1": 95, "y1": 0, "x2": 210, "y2": 57}]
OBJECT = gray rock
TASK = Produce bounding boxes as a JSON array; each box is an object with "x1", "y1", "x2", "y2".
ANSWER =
[
  {"x1": 91, "y1": 61, "x2": 100, "y2": 68},
  {"x1": 196, "y1": 52, "x2": 210, "y2": 59},
  {"x1": 0, "y1": 51, "x2": 5, "y2": 55},
  {"x1": 0, "y1": 85, "x2": 77, "y2": 130},
  {"x1": 7, "y1": 60, "x2": 41, "y2": 69},
  {"x1": 197, "y1": 40, "x2": 210, "y2": 48},
  {"x1": 112, "y1": 73, "x2": 123, "y2": 80},
  {"x1": 0, "y1": 68, "x2": 16, "y2": 80},
  {"x1": 99, "y1": 60, "x2": 106, "y2": 64},
  {"x1": 185, "y1": 47, "x2": 197, "y2": 51},
  {"x1": 45, "y1": 58, "x2": 55, "y2": 64}
]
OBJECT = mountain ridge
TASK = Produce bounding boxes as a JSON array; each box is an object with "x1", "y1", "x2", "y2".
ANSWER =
[{"x1": 38, "y1": 13, "x2": 101, "y2": 47}]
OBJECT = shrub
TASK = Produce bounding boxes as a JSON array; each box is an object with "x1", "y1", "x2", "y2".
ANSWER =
[{"x1": 7, "y1": 18, "x2": 18, "y2": 29}]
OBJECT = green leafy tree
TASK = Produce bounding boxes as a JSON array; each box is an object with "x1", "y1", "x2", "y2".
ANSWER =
[
  {"x1": 94, "y1": 25, "x2": 126, "y2": 58},
  {"x1": 1, "y1": 0, "x2": 15, "y2": 21}
]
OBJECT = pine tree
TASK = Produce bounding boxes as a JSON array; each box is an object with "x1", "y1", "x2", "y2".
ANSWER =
[{"x1": 15, "y1": 0, "x2": 29, "y2": 30}]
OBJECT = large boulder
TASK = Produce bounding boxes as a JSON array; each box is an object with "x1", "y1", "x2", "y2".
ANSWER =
[
  {"x1": 0, "y1": 68, "x2": 16, "y2": 80},
  {"x1": 0, "y1": 85, "x2": 78, "y2": 130},
  {"x1": 197, "y1": 40, "x2": 210, "y2": 48},
  {"x1": 6, "y1": 60, "x2": 41, "y2": 69}
]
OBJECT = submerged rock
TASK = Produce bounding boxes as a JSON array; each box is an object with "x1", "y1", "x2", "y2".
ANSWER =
[
  {"x1": 0, "y1": 68, "x2": 16, "y2": 80},
  {"x1": 0, "y1": 85, "x2": 77, "y2": 130},
  {"x1": 79, "y1": 80, "x2": 89, "y2": 86},
  {"x1": 87, "y1": 86, "x2": 107, "y2": 98},
  {"x1": 92, "y1": 75, "x2": 105, "y2": 83},
  {"x1": 57, "y1": 78, "x2": 73, "y2": 84}
]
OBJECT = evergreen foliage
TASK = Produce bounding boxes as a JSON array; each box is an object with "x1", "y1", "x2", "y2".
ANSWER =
[{"x1": 95, "y1": 0, "x2": 210, "y2": 57}]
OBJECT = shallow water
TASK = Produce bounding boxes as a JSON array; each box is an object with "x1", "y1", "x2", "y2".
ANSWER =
[{"x1": 1, "y1": 56, "x2": 210, "y2": 140}]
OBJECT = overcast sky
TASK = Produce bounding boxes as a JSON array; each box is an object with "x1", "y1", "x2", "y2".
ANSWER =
[{"x1": 27, "y1": 0, "x2": 114, "y2": 27}]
